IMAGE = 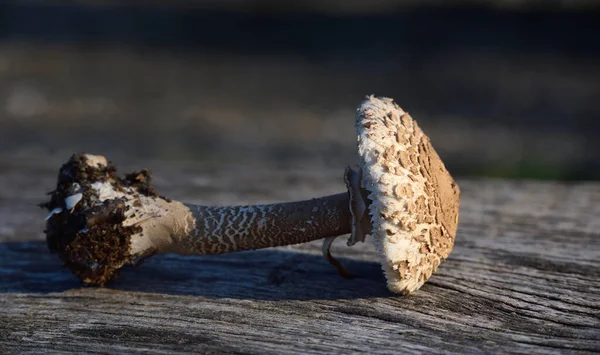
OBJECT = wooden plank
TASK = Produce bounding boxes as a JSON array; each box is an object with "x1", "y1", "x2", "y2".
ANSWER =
[{"x1": 1, "y1": 159, "x2": 599, "y2": 354}]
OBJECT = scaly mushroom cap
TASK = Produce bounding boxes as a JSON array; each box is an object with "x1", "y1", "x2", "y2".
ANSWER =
[{"x1": 356, "y1": 96, "x2": 460, "y2": 294}]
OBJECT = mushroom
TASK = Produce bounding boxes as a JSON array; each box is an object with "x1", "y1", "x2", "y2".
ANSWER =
[{"x1": 41, "y1": 96, "x2": 460, "y2": 294}]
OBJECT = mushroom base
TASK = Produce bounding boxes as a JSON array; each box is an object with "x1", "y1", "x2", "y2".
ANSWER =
[{"x1": 41, "y1": 154, "x2": 163, "y2": 285}]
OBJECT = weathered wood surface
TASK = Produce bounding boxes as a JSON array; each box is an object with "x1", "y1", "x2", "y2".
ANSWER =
[{"x1": 1, "y1": 158, "x2": 599, "y2": 354}]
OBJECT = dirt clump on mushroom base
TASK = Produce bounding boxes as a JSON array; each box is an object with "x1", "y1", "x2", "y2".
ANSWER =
[{"x1": 41, "y1": 154, "x2": 157, "y2": 285}]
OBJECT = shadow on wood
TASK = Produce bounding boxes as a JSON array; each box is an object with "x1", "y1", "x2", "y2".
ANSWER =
[{"x1": 0, "y1": 241, "x2": 391, "y2": 300}]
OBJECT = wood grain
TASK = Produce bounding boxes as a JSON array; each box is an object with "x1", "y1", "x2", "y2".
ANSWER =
[{"x1": 1, "y1": 158, "x2": 599, "y2": 354}]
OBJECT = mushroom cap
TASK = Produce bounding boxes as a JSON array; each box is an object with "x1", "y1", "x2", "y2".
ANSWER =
[{"x1": 356, "y1": 96, "x2": 460, "y2": 294}]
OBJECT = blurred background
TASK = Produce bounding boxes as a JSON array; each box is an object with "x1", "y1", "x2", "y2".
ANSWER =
[{"x1": 0, "y1": 1, "x2": 599, "y2": 180}]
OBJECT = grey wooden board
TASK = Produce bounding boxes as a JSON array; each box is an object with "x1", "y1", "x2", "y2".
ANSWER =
[{"x1": 1, "y1": 158, "x2": 599, "y2": 354}]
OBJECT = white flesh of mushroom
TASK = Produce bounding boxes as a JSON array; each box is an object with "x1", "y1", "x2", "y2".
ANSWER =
[{"x1": 65, "y1": 193, "x2": 83, "y2": 211}]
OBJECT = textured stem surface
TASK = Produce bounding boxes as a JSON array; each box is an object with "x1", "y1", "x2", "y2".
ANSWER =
[{"x1": 162, "y1": 193, "x2": 352, "y2": 255}]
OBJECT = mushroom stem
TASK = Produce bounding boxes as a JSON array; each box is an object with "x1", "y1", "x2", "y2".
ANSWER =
[
  {"x1": 169, "y1": 193, "x2": 352, "y2": 255},
  {"x1": 42, "y1": 153, "x2": 361, "y2": 285}
]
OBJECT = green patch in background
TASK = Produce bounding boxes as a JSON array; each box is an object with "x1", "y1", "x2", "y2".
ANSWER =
[{"x1": 463, "y1": 161, "x2": 600, "y2": 181}]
